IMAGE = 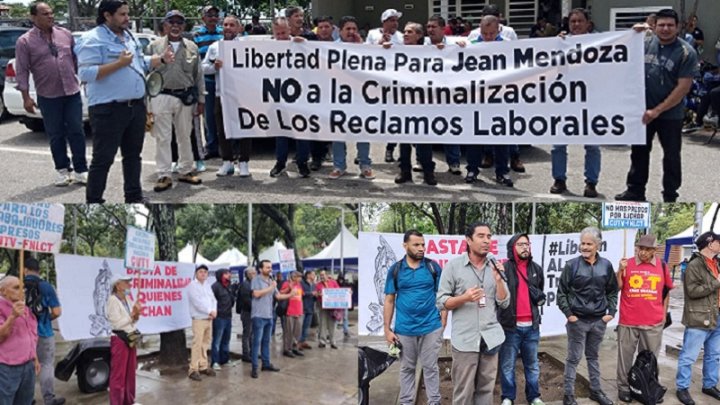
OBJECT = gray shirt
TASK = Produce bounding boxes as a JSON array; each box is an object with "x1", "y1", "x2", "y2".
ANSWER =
[
  {"x1": 437, "y1": 254, "x2": 510, "y2": 352},
  {"x1": 251, "y1": 275, "x2": 278, "y2": 319}
]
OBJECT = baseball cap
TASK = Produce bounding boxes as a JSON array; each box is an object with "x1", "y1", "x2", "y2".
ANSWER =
[
  {"x1": 110, "y1": 273, "x2": 133, "y2": 287},
  {"x1": 203, "y1": 5, "x2": 220, "y2": 15},
  {"x1": 381, "y1": 8, "x2": 402, "y2": 22},
  {"x1": 164, "y1": 10, "x2": 185, "y2": 22},
  {"x1": 635, "y1": 234, "x2": 657, "y2": 248},
  {"x1": 25, "y1": 257, "x2": 40, "y2": 271},
  {"x1": 695, "y1": 231, "x2": 720, "y2": 250}
]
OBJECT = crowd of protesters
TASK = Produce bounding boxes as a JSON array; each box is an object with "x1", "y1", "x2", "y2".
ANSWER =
[{"x1": 10, "y1": 0, "x2": 710, "y2": 202}]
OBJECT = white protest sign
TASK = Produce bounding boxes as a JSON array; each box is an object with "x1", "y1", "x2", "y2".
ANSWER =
[
  {"x1": 602, "y1": 202, "x2": 651, "y2": 229},
  {"x1": 55, "y1": 254, "x2": 194, "y2": 341},
  {"x1": 125, "y1": 226, "x2": 156, "y2": 271},
  {"x1": 0, "y1": 203, "x2": 64, "y2": 253},
  {"x1": 279, "y1": 248, "x2": 296, "y2": 273},
  {"x1": 358, "y1": 230, "x2": 636, "y2": 338},
  {"x1": 322, "y1": 288, "x2": 352, "y2": 309},
  {"x1": 220, "y1": 31, "x2": 645, "y2": 145}
]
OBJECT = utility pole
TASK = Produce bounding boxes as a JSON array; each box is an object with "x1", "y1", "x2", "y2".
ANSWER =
[{"x1": 68, "y1": 0, "x2": 79, "y2": 31}]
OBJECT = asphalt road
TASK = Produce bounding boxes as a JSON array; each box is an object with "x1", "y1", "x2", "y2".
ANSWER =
[{"x1": 0, "y1": 116, "x2": 718, "y2": 203}]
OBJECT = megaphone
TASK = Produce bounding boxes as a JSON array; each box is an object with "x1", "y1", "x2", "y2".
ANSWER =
[{"x1": 145, "y1": 71, "x2": 164, "y2": 98}]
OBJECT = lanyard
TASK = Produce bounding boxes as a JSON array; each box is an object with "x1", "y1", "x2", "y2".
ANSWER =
[{"x1": 470, "y1": 261, "x2": 486, "y2": 289}]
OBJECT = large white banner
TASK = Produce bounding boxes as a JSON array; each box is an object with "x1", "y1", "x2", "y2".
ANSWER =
[
  {"x1": 55, "y1": 254, "x2": 194, "y2": 341},
  {"x1": 220, "y1": 31, "x2": 645, "y2": 145},
  {"x1": 0, "y1": 203, "x2": 64, "y2": 253},
  {"x1": 358, "y1": 229, "x2": 636, "y2": 338}
]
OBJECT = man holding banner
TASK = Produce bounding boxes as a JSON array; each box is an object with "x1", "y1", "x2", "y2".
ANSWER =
[
  {"x1": 437, "y1": 222, "x2": 510, "y2": 405},
  {"x1": 557, "y1": 227, "x2": 618, "y2": 405},
  {"x1": 0, "y1": 275, "x2": 39, "y2": 405},
  {"x1": 383, "y1": 230, "x2": 445, "y2": 405}
]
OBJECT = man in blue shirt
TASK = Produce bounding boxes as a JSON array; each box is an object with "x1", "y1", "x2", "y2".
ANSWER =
[
  {"x1": 384, "y1": 230, "x2": 446, "y2": 405},
  {"x1": 23, "y1": 258, "x2": 64, "y2": 405},
  {"x1": 194, "y1": 5, "x2": 223, "y2": 159},
  {"x1": 75, "y1": 0, "x2": 171, "y2": 203}
]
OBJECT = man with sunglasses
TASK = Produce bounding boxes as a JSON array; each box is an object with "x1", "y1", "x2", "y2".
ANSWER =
[
  {"x1": 76, "y1": 0, "x2": 172, "y2": 203},
  {"x1": 14, "y1": 2, "x2": 88, "y2": 187}
]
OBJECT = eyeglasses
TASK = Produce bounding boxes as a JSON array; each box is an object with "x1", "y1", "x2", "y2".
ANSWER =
[
  {"x1": 516, "y1": 242, "x2": 531, "y2": 247},
  {"x1": 48, "y1": 42, "x2": 58, "y2": 57},
  {"x1": 167, "y1": 20, "x2": 185, "y2": 26}
]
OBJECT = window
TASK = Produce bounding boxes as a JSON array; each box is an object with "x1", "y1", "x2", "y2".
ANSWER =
[{"x1": 610, "y1": 6, "x2": 669, "y2": 31}]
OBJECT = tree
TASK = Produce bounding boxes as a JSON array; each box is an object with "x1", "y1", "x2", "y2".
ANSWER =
[
  {"x1": 148, "y1": 204, "x2": 187, "y2": 367},
  {"x1": 259, "y1": 204, "x2": 304, "y2": 272}
]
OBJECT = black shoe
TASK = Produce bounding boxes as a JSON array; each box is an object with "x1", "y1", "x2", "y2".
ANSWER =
[
  {"x1": 677, "y1": 389, "x2": 695, "y2": 405},
  {"x1": 584, "y1": 182, "x2": 598, "y2": 198},
  {"x1": 331, "y1": 344, "x2": 338, "y2": 349},
  {"x1": 480, "y1": 155, "x2": 493, "y2": 168},
  {"x1": 188, "y1": 371, "x2": 202, "y2": 381},
  {"x1": 318, "y1": 342, "x2": 326, "y2": 348},
  {"x1": 495, "y1": 175, "x2": 513, "y2": 187},
  {"x1": 310, "y1": 160, "x2": 322, "y2": 171},
  {"x1": 412, "y1": 163, "x2": 423, "y2": 172},
  {"x1": 251, "y1": 368, "x2": 258, "y2": 378},
  {"x1": 618, "y1": 391, "x2": 632, "y2": 403},
  {"x1": 423, "y1": 172, "x2": 437, "y2": 186},
  {"x1": 262, "y1": 364, "x2": 280, "y2": 372},
  {"x1": 615, "y1": 190, "x2": 646, "y2": 202},
  {"x1": 563, "y1": 394, "x2": 578, "y2": 405},
  {"x1": 702, "y1": 386, "x2": 720, "y2": 400},
  {"x1": 510, "y1": 157, "x2": 526, "y2": 173},
  {"x1": 297, "y1": 162, "x2": 311, "y2": 178},
  {"x1": 395, "y1": 171, "x2": 412, "y2": 184},
  {"x1": 283, "y1": 350, "x2": 295, "y2": 358},
  {"x1": 354, "y1": 157, "x2": 359, "y2": 165},
  {"x1": 241, "y1": 355, "x2": 252, "y2": 363},
  {"x1": 292, "y1": 349, "x2": 304, "y2": 356},
  {"x1": 269, "y1": 163, "x2": 286, "y2": 177},
  {"x1": 550, "y1": 179, "x2": 567, "y2": 194},
  {"x1": 589, "y1": 390, "x2": 614, "y2": 405},
  {"x1": 663, "y1": 193, "x2": 678, "y2": 203},
  {"x1": 385, "y1": 150, "x2": 394, "y2": 162},
  {"x1": 465, "y1": 171, "x2": 478, "y2": 183}
]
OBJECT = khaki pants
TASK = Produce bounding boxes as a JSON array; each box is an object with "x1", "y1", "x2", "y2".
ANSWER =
[
  {"x1": 451, "y1": 346, "x2": 499, "y2": 405},
  {"x1": 150, "y1": 94, "x2": 194, "y2": 178},
  {"x1": 319, "y1": 310, "x2": 337, "y2": 345},
  {"x1": 284, "y1": 315, "x2": 302, "y2": 351},
  {"x1": 616, "y1": 323, "x2": 665, "y2": 392},
  {"x1": 189, "y1": 318, "x2": 212, "y2": 374}
]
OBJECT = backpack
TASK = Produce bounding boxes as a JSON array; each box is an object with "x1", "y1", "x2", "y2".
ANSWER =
[
  {"x1": 24, "y1": 277, "x2": 45, "y2": 319},
  {"x1": 628, "y1": 350, "x2": 666, "y2": 405},
  {"x1": 391, "y1": 258, "x2": 440, "y2": 295}
]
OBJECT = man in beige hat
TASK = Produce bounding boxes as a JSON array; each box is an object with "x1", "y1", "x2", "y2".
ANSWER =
[{"x1": 615, "y1": 234, "x2": 673, "y2": 402}]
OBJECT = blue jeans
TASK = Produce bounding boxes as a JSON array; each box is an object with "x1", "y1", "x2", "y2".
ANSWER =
[
  {"x1": 251, "y1": 317, "x2": 273, "y2": 370},
  {"x1": 343, "y1": 308, "x2": 350, "y2": 334},
  {"x1": 0, "y1": 360, "x2": 35, "y2": 405},
  {"x1": 300, "y1": 312, "x2": 313, "y2": 342},
  {"x1": 275, "y1": 137, "x2": 309, "y2": 165},
  {"x1": 443, "y1": 144, "x2": 461, "y2": 166},
  {"x1": 211, "y1": 317, "x2": 232, "y2": 365},
  {"x1": 466, "y1": 145, "x2": 510, "y2": 176},
  {"x1": 332, "y1": 141, "x2": 371, "y2": 170},
  {"x1": 499, "y1": 326, "x2": 541, "y2": 402},
  {"x1": 676, "y1": 319, "x2": 720, "y2": 390},
  {"x1": 551, "y1": 145, "x2": 601, "y2": 184},
  {"x1": 37, "y1": 92, "x2": 87, "y2": 173},
  {"x1": 203, "y1": 79, "x2": 218, "y2": 155}
]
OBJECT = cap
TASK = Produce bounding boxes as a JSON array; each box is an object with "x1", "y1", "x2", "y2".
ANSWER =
[
  {"x1": 482, "y1": 4, "x2": 500, "y2": 16},
  {"x1": 635, "y1": 234, "x2": 657, "y2": 248},
  {"x1": 696, "y1": 231, "x2": 720, "y2": 250},
  {"x1": 381, "y1": 8, "x2": 402, "y2": 22},
  {"x1": 203, "y1": 5, "x2": 220, "y2": 15},
  {"x1": 164, "y1": 10, "x2": 185, "y2": 22},
  {"x1": 110, "y1": 273, "x2": 133, "y2": 287},
  {"x1": 25, "y1": 257, "x2": 39, "y2": 272}
]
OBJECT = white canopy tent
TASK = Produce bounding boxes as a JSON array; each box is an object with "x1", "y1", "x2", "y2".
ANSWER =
[
  {"x1": 258, "y1": 240, "x2": 287, "y2": 263},
  {"x1": 305, "y1": 226, "x2": 358, "y2": 260},
  {"x1": 664, "y1": 202, "x2": 720, "y2": 261},
  {"x1": 211, "y1": 247, "x2": 248, "y2": 267},
  {"x1": 178, "y1": 243, "x2": 212, "y2": 265}
]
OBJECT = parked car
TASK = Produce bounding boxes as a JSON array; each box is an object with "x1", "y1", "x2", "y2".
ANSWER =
[
  {"x1": 0, "y1": 26, "x2": 30, "y2": 119},
  {"x1": 3, "y1": 31, "x2": 157, "y2": 132}
]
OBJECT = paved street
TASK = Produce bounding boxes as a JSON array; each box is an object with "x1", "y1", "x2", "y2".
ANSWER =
[{"x1": 0, "y1": 117, "x2": 718, "y2": 203}]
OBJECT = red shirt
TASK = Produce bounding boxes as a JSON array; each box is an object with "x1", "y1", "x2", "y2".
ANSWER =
[
  {"x1": 281, "y1": 281, "x2": 304, "y2": 316},
  {"x1": 619, "y1": 258, "x2": 673, "y2": 326}
]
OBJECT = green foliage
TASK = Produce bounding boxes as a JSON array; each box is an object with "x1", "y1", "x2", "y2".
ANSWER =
[{"x1": 651, "y1": 203, "x2": 698, "y2": 243}]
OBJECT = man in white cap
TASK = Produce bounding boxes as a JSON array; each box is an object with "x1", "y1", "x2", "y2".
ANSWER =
[{"x1": 365, "y1": 8, "x2": 403, "y2": 45}]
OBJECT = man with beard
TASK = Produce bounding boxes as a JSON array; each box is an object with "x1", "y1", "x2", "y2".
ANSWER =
[
  {"x1": 498, "y1": 234, "x2": 545, "y2": 405},
  {"x1": 437, "y1": 222, "x2": 510, "y2": 405},
  {"x1": 557, "y1": 227, "x2": 618, "y2": 405},
  {"x1": 148, "y1": 10, "x2": 204, "y2": 193},
  {"x1": 202, "y1": 15, "x2": 252, "y2": 178},
  {"x1": 615, "y1": 234, "x2": 672, "y2": 403},
  {"x1": 250, "y1": 260, "x2": 292, "y2": 378},
  {"x1": 210, "y1": 268, "x2": 234, "y2": 370},
  {"x1": 384, "y1": 230, "x2": 445, "y2": 405}
]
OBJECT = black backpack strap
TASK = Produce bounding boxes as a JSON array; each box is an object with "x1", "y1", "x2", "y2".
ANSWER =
[
  {"x1": 391, "y1": 261, "x2": 402, "y2": 296},
  {"x1": 424, "y1": 258, "x2": 440, "y2": 292}
]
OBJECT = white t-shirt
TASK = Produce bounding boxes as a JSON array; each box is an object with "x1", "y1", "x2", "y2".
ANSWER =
[
  {"x1": 467, "y1": 24, "x2": 518, "y2": 42},
  {"x1": 365, "y1": 28, "x2": 404, "y2": 45}
]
